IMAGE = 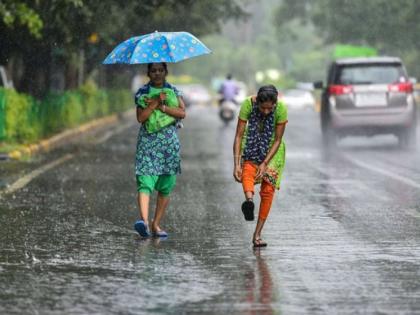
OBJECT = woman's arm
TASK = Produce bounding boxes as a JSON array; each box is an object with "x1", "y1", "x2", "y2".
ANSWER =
[
  {"x1": 136, "y1": 97, "x2": 160, "y2": 123},
  {"x1": 157, "y1": 96, "x2": 186, "y2": 119},
  {"x1": 255, "y1": 122, "x2": 286, "y2": 180},
  {"x1": 233, "y1": 119, "x2": 247, "y2": 182}
]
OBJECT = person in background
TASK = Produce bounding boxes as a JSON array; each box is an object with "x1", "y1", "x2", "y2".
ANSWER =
[
  {"x1": 232, "y1": 85, "x2": 288, "y2": 247},
  {"x1": 133, "y1": 62, "x2": 186, "y2": 238},
  {"x1": 219, "y1": 73, "x2": 239, "y2": 105}
]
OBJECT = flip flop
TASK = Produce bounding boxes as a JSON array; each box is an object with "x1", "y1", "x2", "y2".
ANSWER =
[
  {"x1": 241, "y1": 200, "x2": 255, "y2": 221},
  {"x1": 152, "y1": 230, "x2": 168, "y2": 238},
  {"x1": 134, "y1": 220, "x2": 150, "y2": 237},
  {"x1": 253, "y1": 238, "x2": 267, "y2": 248}
]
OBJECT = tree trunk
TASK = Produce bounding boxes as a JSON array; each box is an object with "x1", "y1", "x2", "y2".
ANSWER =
[
  {"x1": 19, "y1": 47, "x2": 51, "y2": 98},
  {"x1": 65, "y1": 52, "x2": 80, "y2": 90}
]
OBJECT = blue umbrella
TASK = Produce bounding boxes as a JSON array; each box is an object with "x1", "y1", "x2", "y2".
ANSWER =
[{"x1": 103, "y1": 31, "x2": 211, "y2": 64}]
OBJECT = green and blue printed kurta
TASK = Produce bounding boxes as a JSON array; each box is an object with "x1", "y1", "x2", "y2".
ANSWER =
[{"x1": 135, "y1": 83, "x2": 181, "y2": 176}]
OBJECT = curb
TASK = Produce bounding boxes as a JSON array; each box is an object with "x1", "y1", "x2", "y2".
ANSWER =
[{"x1": 3, "y1": 110, "x2": 134, "y2": 160}]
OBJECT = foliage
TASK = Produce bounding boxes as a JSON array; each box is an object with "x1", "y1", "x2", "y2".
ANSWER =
[
  {"x1": 0, "y1": 86, "x2": 131, "y2": 144},
  {"x1": 176, "y1": 1, "x2": 329, "y2": 90},
  {"x1": 0, "y1": 1, "x2": 43, "y2": 38},
  {"x1": 79, "y1": 79, "x2": 102, "y2": 119},
  {"x1": 107, "y1": 89, "x2": 133, "y2": 113},
  {"x1": 275, "y1": 0, "x2": 420, "y2": 78},
  {"x1": 41, "y1": 91, "x2": 83, "y2": 134},
  {"x1": 0, "y1": 88, "x2": 40, "y2": 143},
  {"x1": 310, "y1": 0, "x2": 420, "y2": 50},
  {"x1": 0, "y1": 0, "x2": 246, "y2": 96}
]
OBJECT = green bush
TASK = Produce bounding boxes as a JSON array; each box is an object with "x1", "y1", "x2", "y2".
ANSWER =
[
  {"x1": 0, "y1": 85, "x2": 132, "y2": 145},
  {"x1": 108, "y1": 89, "x2": 133, "y2": 113},
  {"x1": 0, "y1": 90, "x2": 6, "y2": 141},
  {"x1": 41, "y1": 91, "x2": 84, "y2": 136},
  {"x1": 0, "y1": 88, "x2": 42, "y2": 143},
  {"x1": 79, "y1": 80, "x2": 99, "y2": 119},
  {"x1": 94, "y1": 90, "x2": 110, "y2": 117},
  {"x1": 62, "y1": 92, "x2": 84, "y2": 128}
]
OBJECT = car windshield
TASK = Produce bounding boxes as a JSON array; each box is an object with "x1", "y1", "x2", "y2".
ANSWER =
[{"x1": 336, "y1": 64, "x2": 405, "y2": 85}]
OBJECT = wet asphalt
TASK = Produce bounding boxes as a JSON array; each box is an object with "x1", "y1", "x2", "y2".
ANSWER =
[{"x1": 0, "y1": 106, "x2": 420, "y2": 315}]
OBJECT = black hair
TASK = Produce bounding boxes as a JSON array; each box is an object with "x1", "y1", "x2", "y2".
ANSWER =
[
  {"x1": 256, "y1": 84, "x2": 278, "y2": 104},
  {"x1": 227, "y1": 73, "x2": 232, "y2": 80},
  {"x1": 147, "y1": 62, "x2": 168, "y2": 76}
]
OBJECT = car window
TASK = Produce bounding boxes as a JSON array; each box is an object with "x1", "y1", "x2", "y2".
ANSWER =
[{"x1": 336, "y1": 64, "x2": 405, "y2": 85}]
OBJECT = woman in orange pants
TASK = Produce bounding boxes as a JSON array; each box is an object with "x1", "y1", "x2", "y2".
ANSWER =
[{"x1": 233, "y1": 85, "x2": 287, "y2": 247}]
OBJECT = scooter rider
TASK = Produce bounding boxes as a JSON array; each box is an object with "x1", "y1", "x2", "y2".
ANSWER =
[{"x1": 218, "y1": 74, "x2": 239, "y2": 106}]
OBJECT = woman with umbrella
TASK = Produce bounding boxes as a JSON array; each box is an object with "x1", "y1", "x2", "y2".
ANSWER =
[
  {"x1": 133, "y1": 62, "x2": 186, "y2": 237},
  {"x1": 103, "y1": 31, "x2": 211, "y2": 237}
]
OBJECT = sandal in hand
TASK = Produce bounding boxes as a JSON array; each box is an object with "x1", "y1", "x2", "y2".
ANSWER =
[{"x1": 252, "y1": 238, "x2": 267, "y2": 248}]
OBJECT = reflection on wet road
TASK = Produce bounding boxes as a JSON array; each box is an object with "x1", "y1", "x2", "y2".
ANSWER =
[{"x1": 0, "y1": 106, "x2": 419, "y2": 314}]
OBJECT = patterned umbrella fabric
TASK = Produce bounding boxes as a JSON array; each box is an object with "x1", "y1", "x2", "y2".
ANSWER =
[{"x1": 103, "y1": 31, "x2": 211, "y2": 64}]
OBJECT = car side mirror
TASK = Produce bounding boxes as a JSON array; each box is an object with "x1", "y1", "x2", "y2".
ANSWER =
[{"x1": 313, "y1": 81, "x2": 323, "y2": 89}]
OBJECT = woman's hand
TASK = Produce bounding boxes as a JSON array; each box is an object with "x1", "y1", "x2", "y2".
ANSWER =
[
  {"x1": 159, "y1": 92, "x2": 167, "y2": 102},
  {"x1": 233, "y1": 165, "x2": 242, "y2": 182},
  {"x1": 144, "y1": 97, "x2": 159, "y2": 110},
  {"x1": 157, "y1": 104, "x2": 165, "y2": 113},
  {"x1": 255, "y1": 162, "x2": 267, "y2": 180},
  {"x1": 233, "y1": 120, "x2": 246, "y2": 182}
]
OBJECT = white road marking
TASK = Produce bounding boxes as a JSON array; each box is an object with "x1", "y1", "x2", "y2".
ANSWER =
[
  {"x1": 1, "y1": 154, "x2": 74, "y2": 195},
  {"x1": 1, "y1": 122, "x2": 132, "y2": 196},
  {"x1": 344, "y1": 155, "x2": 420, "y2": 190}
]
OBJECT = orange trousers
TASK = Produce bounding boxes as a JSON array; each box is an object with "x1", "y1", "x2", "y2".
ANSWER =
[{"x1": 241, "y1": 161, "x2": 275, "y2": 220}]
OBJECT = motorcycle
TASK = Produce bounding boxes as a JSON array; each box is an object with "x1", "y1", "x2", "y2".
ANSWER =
[{"x1": 219, "y1": 99, "x2": 237, "y2": 125}]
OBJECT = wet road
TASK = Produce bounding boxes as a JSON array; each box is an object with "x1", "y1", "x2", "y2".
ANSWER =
[{"x1": 1, "y1": 106, "x2": 420, "y2": 314}]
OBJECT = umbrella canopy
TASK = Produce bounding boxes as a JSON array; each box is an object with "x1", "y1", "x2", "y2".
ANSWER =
[{"x1": 103, "y1": 31, "x2": 211, "y2": 64}]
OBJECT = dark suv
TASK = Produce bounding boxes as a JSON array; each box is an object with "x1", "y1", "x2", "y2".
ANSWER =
[{"x1": 315, "y1": 57, "x2": 417, "y2": 148}]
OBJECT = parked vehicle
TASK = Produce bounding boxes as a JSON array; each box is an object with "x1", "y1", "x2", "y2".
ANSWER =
[
  {"x1": 280, "y1": 89, "x2": 315, "y2": 110},
  {"x1": 177, "y1": 84, "x2": 212, "y2": 107},
  {"x1": 314, "y1": 57, "x2": 417, "y2": 148},
  {"x1": 413, "y1": 83, "x2": 420, "y2": 105},
  {"x1": 0, "y1": 66, "x2": 13, "y2": 89}
]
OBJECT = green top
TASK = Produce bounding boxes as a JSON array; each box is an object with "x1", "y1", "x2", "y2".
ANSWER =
[
  {"x1": 239, "y1": 97, "x2": 288, "y2": 189},
  {"x1": 239, "y1": 97, "x2": 288, "y2": 124},
  {"x1": 137, "y1": 87, "x2": 179, "y2": 133}
]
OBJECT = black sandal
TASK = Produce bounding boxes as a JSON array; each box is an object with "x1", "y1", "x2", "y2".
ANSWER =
[
  {"x1": 253, "y1": 238, "x2": 267, "y2": 248},
  {"x1": 241, "y1": 200, "x2": 255, "y2": 221}
]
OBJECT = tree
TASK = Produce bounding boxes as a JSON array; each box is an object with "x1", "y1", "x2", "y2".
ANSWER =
[
  {"x1": 0, "y1": 0, "x2": 246, "y2": 96},
  {"x1": 0, "y1": 1, "x2": 43, "y2": 38},
  {"x1": 311, "y1": 0, "x2": 420, "y2": 49},
  {"x1": 275, "y1": 0, "x2": 420, "y2": 78}
]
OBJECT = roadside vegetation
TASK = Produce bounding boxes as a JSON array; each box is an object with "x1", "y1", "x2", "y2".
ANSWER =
[
  {"x1": 0, "y1": 1, "x2": 245, "y2": 149},
  {"x1": 1, "y1": 1, "x2": 420, "y2": 149}
]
